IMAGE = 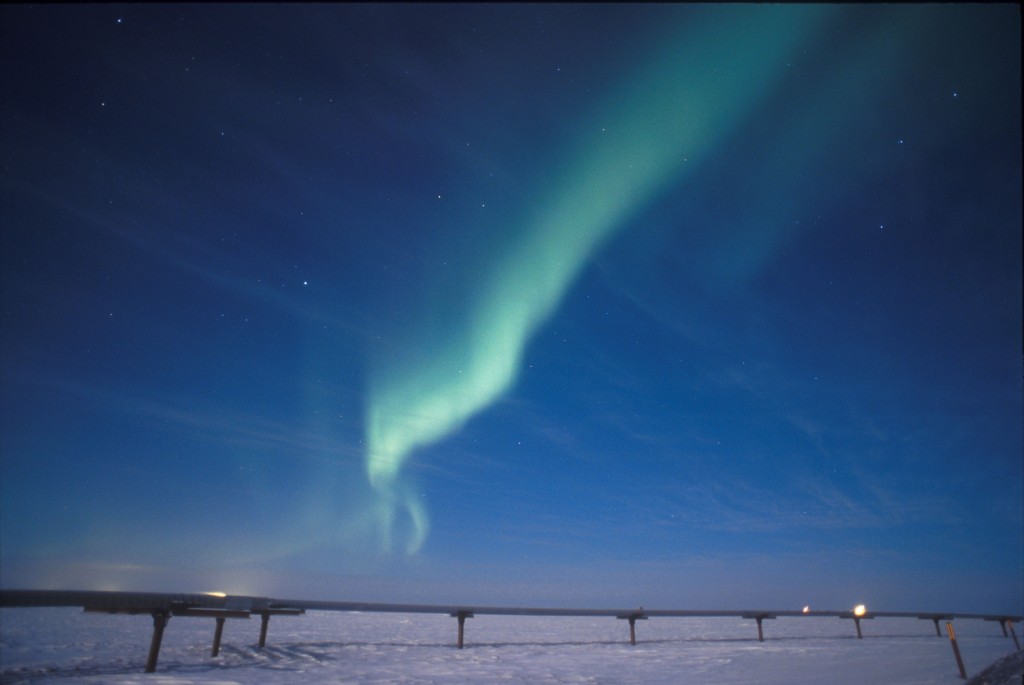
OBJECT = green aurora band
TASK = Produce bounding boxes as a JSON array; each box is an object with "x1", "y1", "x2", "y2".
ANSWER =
[{"x1": 365, "y1": 7, "x2": 835, "y2": 554}]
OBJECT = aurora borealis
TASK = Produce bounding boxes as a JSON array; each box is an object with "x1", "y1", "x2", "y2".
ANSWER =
[
  {"x1": 1, "y1": 4, "x2": 1021, "y2": 613},
  {"x1": 365, "y1": 6, "x2": 831, "y2": 555}
]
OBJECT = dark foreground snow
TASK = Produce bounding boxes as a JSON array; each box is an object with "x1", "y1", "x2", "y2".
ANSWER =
[{"x1": 966, "y1": 649, "x2": 1024, "y2": 685}]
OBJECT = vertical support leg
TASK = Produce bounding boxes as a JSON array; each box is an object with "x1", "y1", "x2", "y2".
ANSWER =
[
  {"x1": 259, "y1": 611, "x2": 270, "y2": 648},
  {"x1": 211, "y1": 617, "x2": 226, "y2": 657},
  {"x1": 854, "y1": 617, "x2": 863, "y2": 639},
  {"x1": 999, "y1": 619, "x2": 1009, "y2": 638},
  {"x1": 932, "y1": 618, "x2": 941, "y2": 637},
  {"x1": 146, "y1": 610, "x2": 170, "y2": 673},
  {"x1": 756, "y1": 617, "x2": 764, "y2": 642},
  {"x1": 451, "y1": 611, "x2": 473, "y2": 649},
  {"x1": 1008, "y1": 622, "x2": 1020, "y2": 651},
  {"x1": 617, "y1": 613, "x2": 645, "y2": 645},
  {"x1": 946, "y1": 622, "x2": 967, "y2": 680}
]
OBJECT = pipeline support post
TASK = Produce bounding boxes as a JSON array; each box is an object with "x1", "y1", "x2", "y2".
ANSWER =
[
  {"x1": 744, "y1": 614, "x2": 775, "y2": 642},
  {"x1": 917, "y1": 614, "x2": 950, "y2": 637},
  {"x1": 946, "y1": 622, "x2": 968, "y2": 680},
  {"x1": 983, "y1": 617, "x2": 1019, "y2": 645},
  {"x1": 617, "y1": 612, "x2": 647, "y2": 646},
  {"x1": 258, "y1": 611, "x2": 270, "y2": 648},
  {"x1": 252, "y1": 610, "x2": 303, "y2": 647},
  {"x1": 145, "y1": 609, "x2": 171, "y2": 673},
  {"x1": 451, "y1": 611, "x2": 474, "y2": 649},
  {"x1": 841, "y1": 614, "x2": 872, "y2": 639},
  {"x1": 211, "y1": 617, "x2": 226, "y2": 657}
]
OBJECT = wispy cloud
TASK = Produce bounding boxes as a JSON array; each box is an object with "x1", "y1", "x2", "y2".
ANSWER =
[
  {"x1": 8, "y1": 177, "x2": 375, "y2": 342},
  {"x1": 4, "y1": 369, "x2": 363, "y2": 469},
  {"x1": 615, "y1": 474, "x2": 955, "y2": 538}
]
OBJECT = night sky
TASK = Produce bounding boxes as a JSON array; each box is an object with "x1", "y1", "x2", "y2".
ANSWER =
[{"x1": 1, "y1": 4, "x2": 1021, "y2": 614}]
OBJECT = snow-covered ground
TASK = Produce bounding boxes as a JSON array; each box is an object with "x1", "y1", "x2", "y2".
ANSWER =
[{"x1": 0, "y1": 608, "x2": 1018, "y2": 684}]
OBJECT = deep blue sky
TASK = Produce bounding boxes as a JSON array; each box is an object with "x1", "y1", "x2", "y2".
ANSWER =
[{"x1": 1, "y1": 4, "x2": 1021, "y2": 614}]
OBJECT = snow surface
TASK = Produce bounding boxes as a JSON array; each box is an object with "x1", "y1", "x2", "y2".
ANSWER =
[
  {"x1": 966, "y1": 649, "x2": 1024, "y2": 685},
  {"x1": 1, "y1": 608, "x2": 1018, "y2": 684}
]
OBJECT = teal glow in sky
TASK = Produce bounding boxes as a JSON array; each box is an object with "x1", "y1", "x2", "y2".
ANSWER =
[
  {"x1": 1, "y1": 5, "x2": 1021, "y2": 614},
  {"x1": 365, "y1": 6, "x2": 831, "y2": 554}
]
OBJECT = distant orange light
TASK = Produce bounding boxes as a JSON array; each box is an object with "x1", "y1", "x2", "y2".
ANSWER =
[
  {"x1": 853, "y1": 604, "x2": 867, "y2": 617},
  {"x1": 203, "y1": 591, "x2": 227, "y2": 598},
  {"x1": 802, "y1": 606, "x2": 810, "y2": 613}
]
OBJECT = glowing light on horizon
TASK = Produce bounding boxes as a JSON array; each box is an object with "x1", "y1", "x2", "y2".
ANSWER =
[
  {"x1": 363, "y1": 6, "x2": 835, "y2": 553},
  {"x1": 853, "y1": 604, "x2": 867, "y2": 617},
  {"x1": 803, "y1": 606, "x2": 811, "y2": 613}
]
